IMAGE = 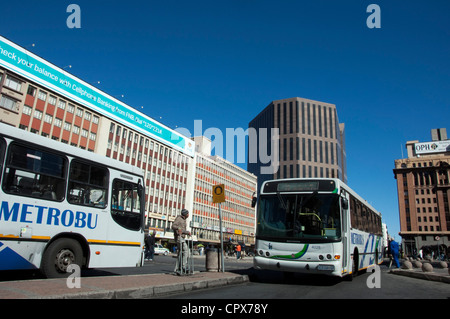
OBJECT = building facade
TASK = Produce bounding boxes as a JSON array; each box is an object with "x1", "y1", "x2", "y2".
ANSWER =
[
  {"x1": 0, "y1": 35, "x2": 261, "y2": 247},
  {"x1": 248, "y1": 97, "x2": 347, "y2": 191},
  {"x1": 0, "y1": 35, "x2": 197, "y2": 244},
  {"x1": 192, "y1": 137, "x2": 257, "y2": 246},
  {"x1": 393, "y1": 128, "x2": 450, "y2": 257}
]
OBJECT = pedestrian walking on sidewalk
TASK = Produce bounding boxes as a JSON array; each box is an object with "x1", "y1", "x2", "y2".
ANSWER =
[{"x1": 390, "y1": 238, "x2": 401, "y2": 268}]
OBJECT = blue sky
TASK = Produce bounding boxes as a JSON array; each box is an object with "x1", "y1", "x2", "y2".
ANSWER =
[{"x1": 1, "y1": 0, "x2": 449, "y2": 239}]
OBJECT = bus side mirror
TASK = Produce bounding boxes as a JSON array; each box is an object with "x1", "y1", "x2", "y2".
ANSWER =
[
  {"x1": 251, "y1": 197, "x2": 257, "y2": 208},
  {"x1": 341, "y1": 198, "x2": 349, "y2": 210}
]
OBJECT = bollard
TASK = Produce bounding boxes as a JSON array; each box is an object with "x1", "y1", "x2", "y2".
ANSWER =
[
  {"x1": 402, "y1": 260, "x2": 413, "y2": 270},
  {"x1": 205, "y1": 248, "x2": 219, "y2": 272},
  {"x1": 422, "y1": 263, "x2": 433, "y2": 273},
  {"x1": 438, "y1": 261, "x2": 448, "y2": 269}
]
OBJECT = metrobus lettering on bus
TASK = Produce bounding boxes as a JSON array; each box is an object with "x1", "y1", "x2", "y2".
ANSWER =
[{"x1": 0, "y1": 201, "x2": 98, "y2": 229}]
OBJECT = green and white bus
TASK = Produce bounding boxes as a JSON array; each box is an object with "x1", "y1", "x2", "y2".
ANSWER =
[{"x1": 253, "y1": 178, "x2": 383, "y2": 279}]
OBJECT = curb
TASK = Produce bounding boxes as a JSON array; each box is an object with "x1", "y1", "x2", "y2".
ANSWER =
[
  {"x1": 37, "y1": 273, "x2": 250, "y2": 299},
  {"x1": 390, "y1": 269, "x2": 450, "y2": 284}
]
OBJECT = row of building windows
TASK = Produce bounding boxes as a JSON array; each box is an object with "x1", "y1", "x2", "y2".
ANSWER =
[
  {"x1": 0, "y1": 70, "x2": 101, "y2": 152},
  {"x1": 22, "y1": 105, "x2": 97, "y2": 140},
  {"x1": 106, "y1": 122, "x2": 190, "y2": 229},
  {"x1": 280, "y1": 137, "x2": 338, "y2": 165},
  {"x1": 192, "y1": 153, "x2": 256, "y2": 243},
  {"x1": 275, "y1": 100, "x2": 339, "y2": 139},
  {"x1": 0, "y1": 73, "x2": 21, "y2": 112},
  {"x1": 276, "y1": 163, "x2": 339, "y2": 180}
]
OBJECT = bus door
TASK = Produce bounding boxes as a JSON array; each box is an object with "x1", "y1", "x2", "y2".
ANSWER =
[{"x1": 340, "y1": 193, "x2": 350, "y2": 275}]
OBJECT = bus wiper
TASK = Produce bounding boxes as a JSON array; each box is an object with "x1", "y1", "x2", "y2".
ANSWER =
[{"x1": 276, "y1": 191, "x2": 287, "y2": 210}]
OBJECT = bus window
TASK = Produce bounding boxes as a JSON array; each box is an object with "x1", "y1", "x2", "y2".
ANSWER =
[
  {"x1": 0, "y1": 137, "x2": 5, "y2": 180},
  {"x1": 111, "y1": 179, "x2": 142, "y2": 231},
  {"x1": 350, "y1": 197, "x2": 357, "y2": 228},
  {"x1": 68, "y1": 160, "x2": 108, "y2": 208},
  {"x1": 2, "y1": 143, "x2": 67, "y2": 200}
]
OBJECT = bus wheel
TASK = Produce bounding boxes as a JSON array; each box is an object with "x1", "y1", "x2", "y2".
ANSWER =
[{"x1": 41, "y1": 238, "x2": 83, "y2": 278}]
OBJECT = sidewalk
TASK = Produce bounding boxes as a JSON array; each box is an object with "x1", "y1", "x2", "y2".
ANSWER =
[
  {"x1": 0, "y1": 271, "x2": 249, "y2": 299},
  {"x1": 389, "y1": 261, "x2": 450, "y2": 284}
]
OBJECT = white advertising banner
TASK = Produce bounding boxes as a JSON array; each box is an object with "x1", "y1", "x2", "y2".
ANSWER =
[{"x1": 415, "y1": 140, "x2": 450, "y2": 155}]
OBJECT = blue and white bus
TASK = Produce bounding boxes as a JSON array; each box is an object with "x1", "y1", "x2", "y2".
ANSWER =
[
  {"x1": 0, "y1": 123, "x2": 146, "y2": 278},
  {"x1": 253, "y1": 178, "x2": 383, "y2": 279}
]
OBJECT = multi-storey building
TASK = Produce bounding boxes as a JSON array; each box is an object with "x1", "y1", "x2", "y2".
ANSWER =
[
  {"x1": 393, "y1": 128, "x2": 450, "y2": 256},
  {"x1": 192, "y1": 136, "x2": 257, "y2": 246},
  {"x1": 248, "y1": 97, "x2": 347, "y2": 191},
  {"x1": 0, "y1": 35, "x2": 261, "y2": 247},
  {"x1": 0, "y1": 35, "x2": 197, "y2": 244}
]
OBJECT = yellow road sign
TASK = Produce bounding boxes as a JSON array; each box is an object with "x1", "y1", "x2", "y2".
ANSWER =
[{"x1": 212, "y1": 184, "x2": 226, "y2": 203}]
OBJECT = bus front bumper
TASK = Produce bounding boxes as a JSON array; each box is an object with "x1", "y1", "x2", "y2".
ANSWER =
[{"x1": 253, "y1": 256, "x2": 342, "y2": 277}]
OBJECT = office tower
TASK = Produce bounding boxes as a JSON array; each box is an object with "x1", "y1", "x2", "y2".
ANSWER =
[{"x1": 248, "y1": 97, "x2": 347, "y2": 191}]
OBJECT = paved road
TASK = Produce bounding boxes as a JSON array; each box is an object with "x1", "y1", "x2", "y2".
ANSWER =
[
  {"x1": 168, "y1": 264, "x2": 450, "y2": 299},
  {"x1": 1, "y1": 255, "x2": 449, "y2": 300}
]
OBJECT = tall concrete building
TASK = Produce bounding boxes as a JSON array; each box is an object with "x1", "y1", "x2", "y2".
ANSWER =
[
  {"x1": 393, "y1": 128, "x2": 450, "y2": 256},
  {"x1": 192, "y1": 136, "x2": 257, "y2": 246},
  {"x1": 248, "y1": 97, "x2": 347, "y2": 191}
]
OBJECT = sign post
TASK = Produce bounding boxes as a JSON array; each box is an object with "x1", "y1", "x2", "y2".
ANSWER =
[{"x1": 213, "y1": 184, "x2": 226, "y2": 272}]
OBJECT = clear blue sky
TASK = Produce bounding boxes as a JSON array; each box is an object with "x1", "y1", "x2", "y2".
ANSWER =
[{"x1": 1, "y1": 0, "x2": 449, "y2": 239}]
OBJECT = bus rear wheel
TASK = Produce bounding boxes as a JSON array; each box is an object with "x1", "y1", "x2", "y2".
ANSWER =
[{"x1": 41, "y1": 238, "x2": 83, "y2": 278}]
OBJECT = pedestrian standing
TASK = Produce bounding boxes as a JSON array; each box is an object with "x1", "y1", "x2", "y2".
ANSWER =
[
  {"x1": 172, "y1": 209, "x2": 191, "y2": 272},
  {"x1": 236, "y1": 244, "x2": 241, "y2": 260},
  {"x1": 144, "y1": 232, "x2": 150, "y2": 260},
  {"x1": 148, "y1": 230, "x2": 156, "y2": 261}
]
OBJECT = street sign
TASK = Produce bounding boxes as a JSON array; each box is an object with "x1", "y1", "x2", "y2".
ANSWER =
[{"x1": 213, "y1": 184, "x2": 226, "y2": 203}]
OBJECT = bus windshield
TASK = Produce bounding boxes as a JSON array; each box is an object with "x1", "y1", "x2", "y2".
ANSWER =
[{"x1": 257, "y1": 192, "x2": 341, "y2": 242}]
